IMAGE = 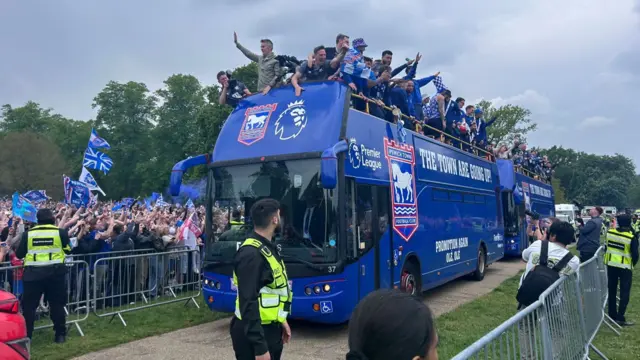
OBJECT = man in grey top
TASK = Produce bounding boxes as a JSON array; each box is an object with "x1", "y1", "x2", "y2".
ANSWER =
[
  {"x1": 577, "y1": 206, "x2": 604, "y2": 262},
  {"x1": 234, "y1": 32, "x2": 282, "y2": 95}
]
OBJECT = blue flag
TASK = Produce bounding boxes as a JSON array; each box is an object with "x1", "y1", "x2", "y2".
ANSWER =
[
  {"x1": 341, "y1": 48, "x2": 377, "y2": 81},
  {"x1": 111, "y1": 202, "x2": 123, "y2": 212},
  {"x1": 22, "y1": 190, "x2": 48, "y2": 203},
  {"x1": 63, "y1": 176, "x2": 91, "y2": 207},
  {"x1": 83, "y1": 147, "x2": 113, "y2": 174},
  {"x1": 185, "y1": 198, "x2": 194, "y2": 209},
  {"x1": 12, "y1": 192, "x2": 37, "y2": 223},
  {"x1": 144, "y1": 198, "x2": 153, "y2": 211},
  {"x1": 88, "y1": 128, "x2": 111, "y2": 150}
]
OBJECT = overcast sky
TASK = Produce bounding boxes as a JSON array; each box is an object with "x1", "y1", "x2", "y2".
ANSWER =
[{"x1": 1, "y1": 0, "x2": 639, "y2": 167}]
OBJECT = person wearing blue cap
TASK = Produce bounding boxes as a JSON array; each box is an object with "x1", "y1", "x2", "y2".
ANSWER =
[{"x1": 474, "y1": 107, "x2": 498, "y2": 150}]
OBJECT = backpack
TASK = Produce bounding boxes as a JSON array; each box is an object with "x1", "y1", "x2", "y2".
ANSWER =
[{"x1": 516, "y1": 241, "x2": 574, "y2": 307}]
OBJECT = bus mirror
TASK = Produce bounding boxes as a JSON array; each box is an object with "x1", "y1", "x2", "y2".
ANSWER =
[{"x1": 320, "y1": 140, "x2": 348, "y2": 189}]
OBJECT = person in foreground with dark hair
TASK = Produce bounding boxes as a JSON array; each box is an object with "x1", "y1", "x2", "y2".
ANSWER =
[
  {"x1": 15, "y1": 208, "x2": 72, "y2": 343},
  {"x1": 230, "y1": 198, "x2": 292, "y2": 360},
  {"x1": 346, "y1": 289, "x2": 439, "y2": 360},
  {"x1": 605, "y1": 213, "x2": 639, "y2": 326}
]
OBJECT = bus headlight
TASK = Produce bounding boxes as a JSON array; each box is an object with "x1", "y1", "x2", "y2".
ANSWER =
[
  {"x1": 313, "y1": 286, "x2": 321, "y2": 294},
  {"x1": 323, "y1": 284, "x2": 331, "y2": 292},
  {"x1": 304, "y1": 287, "x2": 312, "y2": 295}
]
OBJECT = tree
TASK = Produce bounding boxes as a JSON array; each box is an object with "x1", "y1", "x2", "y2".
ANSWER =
[
  {"x1": 551, "y1": 178, "x2": 567, "y2": 203},
  {"x1": 0, "y1": 132, "x2": 70, "y2": 198},
  {"x1": 92, "y1": 81, "x2": 157, "y2": 198},
  {"x1": 475, "y1": 100, "x2": 537, "y2": 146},
  {"x1": 541, "y1": 147, "x2": 636, "y2": 208}
]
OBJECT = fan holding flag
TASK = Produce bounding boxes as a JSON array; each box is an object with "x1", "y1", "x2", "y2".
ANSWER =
[{"x1": 422, "y1": 75, "x2": 452, "y2": 141}]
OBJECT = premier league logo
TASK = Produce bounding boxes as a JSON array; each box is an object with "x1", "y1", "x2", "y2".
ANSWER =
[
  {"x1": 238, "y1": 104, "x2": 278, "y2": 146},
  {"x1": 384, "y1": 138, "x2": 419, "y2": 241}
]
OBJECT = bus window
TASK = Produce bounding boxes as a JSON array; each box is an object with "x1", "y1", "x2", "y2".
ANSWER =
[
  {"x1": 501, "y1": 191, "x2": 519, "y2": 236},
  {"x1": 356, "y1": 185, "x2": 374, "y2": 255},
  {"x1": 207, "y1": 159, "x2": 338, "y2": 264}
]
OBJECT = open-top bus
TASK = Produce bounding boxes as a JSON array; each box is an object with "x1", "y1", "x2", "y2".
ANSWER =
[{"x1": 170, "y1": 81, "x2": 552, "y2": 323}]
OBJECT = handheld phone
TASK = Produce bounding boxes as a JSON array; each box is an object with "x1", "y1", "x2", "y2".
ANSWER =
[{"x1": 0, "y1": 242, "x2": 7, "y2": 248}]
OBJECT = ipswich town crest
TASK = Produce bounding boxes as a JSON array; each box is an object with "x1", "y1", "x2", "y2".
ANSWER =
[
  {"x1": 384, "y1": 138, "x2": 419, "y2": 241},
  {"x1": 237, "y1": 103, "x2": 278, "y2": 146}
]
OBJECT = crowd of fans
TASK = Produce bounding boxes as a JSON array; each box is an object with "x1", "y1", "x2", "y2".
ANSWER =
[
  {"x1": 218, "y1": 32, "x2": 554, "y2": 183},
  {"x1": 0, "y1": 198, "x2": 227, "y2": 313}
]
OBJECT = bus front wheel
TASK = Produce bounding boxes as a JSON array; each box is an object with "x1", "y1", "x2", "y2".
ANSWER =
[{"x1": 401, "y1": 260, "x2": 422, "y2": 297}]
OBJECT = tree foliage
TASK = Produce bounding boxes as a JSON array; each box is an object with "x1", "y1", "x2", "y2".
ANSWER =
[
  {"x1": 0, "y1": 132, "x2": 70, "y2": 198},
  {"x1": 476, "y1": 100, "x2": 537, "y2": 145},
  {"x1": 541, "y1": 146, "x2": 637, "y2": 208}
]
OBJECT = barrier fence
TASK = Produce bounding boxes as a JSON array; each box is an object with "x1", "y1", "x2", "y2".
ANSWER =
[
  {"x1": 0, "y1": 248, "x2": 201, "y2": 336},
  {"x1": 451, "y1": 247, "x2": 618, "y2": 360}
]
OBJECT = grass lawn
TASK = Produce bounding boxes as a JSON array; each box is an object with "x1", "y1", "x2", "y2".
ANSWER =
[
  {"x1": 436, "y1": 247, "x2": 640, "y2": 360},
  {"x1": 30, "y1": 295, "x2": 230, "y2": 360}
]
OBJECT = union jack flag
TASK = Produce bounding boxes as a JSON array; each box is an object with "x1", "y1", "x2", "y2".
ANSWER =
[{"x1": 83, "y1": 147, "x2": 113, "y2": 174}]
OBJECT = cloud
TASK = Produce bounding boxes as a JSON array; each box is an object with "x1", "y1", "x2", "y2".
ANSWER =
[
  {"x1": 580, "y1": 116, "x2": 617, "y2": 128},
  {"x1": 487, "y1": 90, "x2": 552, "y2": 114},
  {"x1": 1, "y1": 0, "x2": 639, "y2": 168}
]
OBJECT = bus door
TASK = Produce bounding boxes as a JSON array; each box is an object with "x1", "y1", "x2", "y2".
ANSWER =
[{"x1": 347, "y1": 181, "x2": 393, "y2": 300}]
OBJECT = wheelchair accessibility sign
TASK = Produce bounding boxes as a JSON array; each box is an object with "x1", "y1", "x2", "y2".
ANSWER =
[{"x1": 320, "y1": 301, "x2": 333, "y2": 314}]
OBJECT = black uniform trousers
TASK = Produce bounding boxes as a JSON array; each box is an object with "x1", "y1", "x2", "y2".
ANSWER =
[
  {"x1": 607, "y1": 265, "x2": 633, "y2": 322},
  {"x1": 22, "y1": 272, "x2": 67, "y2": 338},
  {"x1": 230, "y1": 316, "x2": 283, "y2": 360}
]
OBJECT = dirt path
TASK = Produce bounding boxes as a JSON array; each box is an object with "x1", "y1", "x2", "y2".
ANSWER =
[{"x1": 73, "y1": 258, "x2": 523, "y2": 360}]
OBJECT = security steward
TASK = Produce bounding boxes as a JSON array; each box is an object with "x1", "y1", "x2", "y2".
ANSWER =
[
  {"x1": 230, "y1": 198, "x2": 292, "y2": 360},
  {"x1": 228, "y1": 209, "x2": 245, "y2": 231},
  {"x1": 16, "y1": 208, "x2": 72, "y2": 342},
  {"x1": 605, "y1": 214, "x2": 639, "y2": 326}
]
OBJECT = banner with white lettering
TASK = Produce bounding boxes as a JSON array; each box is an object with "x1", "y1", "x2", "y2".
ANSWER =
[{"x1": 414, "y1": 137, "x2": 495, "y2": 191}]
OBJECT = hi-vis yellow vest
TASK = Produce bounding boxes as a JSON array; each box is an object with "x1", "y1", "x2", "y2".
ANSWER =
[
  {"x1": 233, "y1": 238, "x2": 292, "y2": 324},
  {"x1": 229, "y1": 220, "x2": 244, "y2": 230},
  {"x1": 24, "y1": 225, "x2": 68, "y2": 267},
  {"x1": 605, "y1": 229, "x2": 634, "y2": 270}
]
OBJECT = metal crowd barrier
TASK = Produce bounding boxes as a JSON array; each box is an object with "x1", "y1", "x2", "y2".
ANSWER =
[
  {"x1": 451, "y1": 246, "x2": 613, "y2": 360},
  {"x1": 0, "y1": 247, "x2": 202, "y2": 335},
  {"x1": 0, "y1": 260, "x2": 90, "y2": 337},
  {"x1": 92, "y1": 248, "x2": 201, "y2": 326}
]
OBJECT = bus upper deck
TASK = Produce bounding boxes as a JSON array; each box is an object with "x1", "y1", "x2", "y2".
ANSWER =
[{"x1": 170, "y1": 80, "x2": 552, "y2": 323}]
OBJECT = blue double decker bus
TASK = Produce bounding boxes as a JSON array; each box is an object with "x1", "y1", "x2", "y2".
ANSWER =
[
  {"x1": 496, "y1": 161, "x2": 555, "y2": 256},
  {"x1": 170, "y1": 81, "x2": 552, "y2": 323}
]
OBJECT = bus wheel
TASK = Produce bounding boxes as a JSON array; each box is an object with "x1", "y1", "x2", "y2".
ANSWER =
[
  {"x1": 472, "y1": 246, "x2": 486, "y2": 281},
  {"x1": 401, "y1": 261, "x2": 421, "y2": 296}
]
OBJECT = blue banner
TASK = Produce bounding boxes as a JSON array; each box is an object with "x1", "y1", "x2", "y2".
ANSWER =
[{"x1": 12, "y1": 192, "x2": 37, "y2": 222}]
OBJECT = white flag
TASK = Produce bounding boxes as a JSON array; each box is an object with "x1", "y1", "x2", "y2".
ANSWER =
[{"x1": 79, "y1": 167, "x2": 106, "y2": 196}]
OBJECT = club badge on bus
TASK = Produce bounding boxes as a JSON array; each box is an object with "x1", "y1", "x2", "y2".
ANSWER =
[
  {"x1": 237, "y1": 103, "x2": 278, "y2": 146},
  {"x1": 384, "y1": 138, "x2": 419, "y2": 241}
]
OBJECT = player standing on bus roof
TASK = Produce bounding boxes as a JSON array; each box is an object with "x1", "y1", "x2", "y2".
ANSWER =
[{"x1": 230, "y1": 198, "x2": 292, "y2": 360}]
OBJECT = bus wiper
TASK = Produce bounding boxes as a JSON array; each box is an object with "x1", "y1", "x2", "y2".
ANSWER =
[{"x1": 280, "y1": 254, "x2": 323, "y2": 271}]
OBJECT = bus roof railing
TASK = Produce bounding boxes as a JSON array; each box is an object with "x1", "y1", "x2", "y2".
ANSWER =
[{"x1": 349, "y1": 93, "x2": 549, "y2": 185}]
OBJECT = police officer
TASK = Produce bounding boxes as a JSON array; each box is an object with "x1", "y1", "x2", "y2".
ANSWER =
[
  {"x1": 605, "y1": 214, "x2": 639, "y2": 326},
  {"x1": 15, "y1": 208, "x2": 72, "y2": 342},
  {"x1": 230, "y1": 198, "x2": 292, "y2": 360}
]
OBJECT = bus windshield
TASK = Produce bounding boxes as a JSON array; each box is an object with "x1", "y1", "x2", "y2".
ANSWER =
[{"x1": 208, "y1": 159, "x2": 338, "y2": 264}]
